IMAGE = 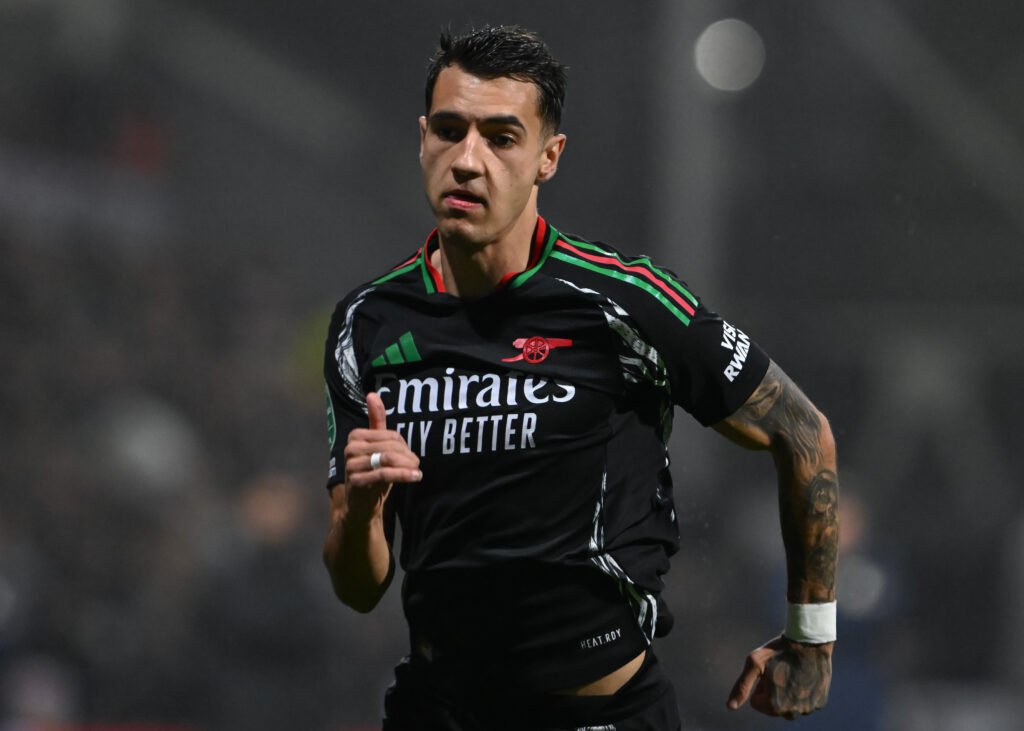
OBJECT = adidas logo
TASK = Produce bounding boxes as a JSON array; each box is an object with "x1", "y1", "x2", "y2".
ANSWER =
[{"x1": 371, "y1": 331, "x2": 422, "y2": 367}]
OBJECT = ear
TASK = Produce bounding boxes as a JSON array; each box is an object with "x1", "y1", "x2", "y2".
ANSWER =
[
  {"x1": 536, "y1": 133, "x2": 566, "y2": 183},
  {"x1": 418, "y1": 116, "x2": 428, "y2": 160}
]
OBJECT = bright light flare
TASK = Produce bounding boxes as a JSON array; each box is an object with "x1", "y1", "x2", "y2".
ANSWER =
[{"x1": 694, "y1": 19, "x2": 766, "y2": 92}]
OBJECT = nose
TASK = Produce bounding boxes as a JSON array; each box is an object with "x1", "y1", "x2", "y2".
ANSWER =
[{"x1": 451, "y1": 129, "x2": 484, "y2": 181}]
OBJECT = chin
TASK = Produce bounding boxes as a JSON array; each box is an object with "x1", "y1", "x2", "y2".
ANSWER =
[{"x1": 438, "y1": 219, "x2": 487, "y2": 246}]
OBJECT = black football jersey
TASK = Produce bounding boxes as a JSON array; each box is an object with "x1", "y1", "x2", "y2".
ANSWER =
[{"x1": 324, "y1": 217, "x2": 769, "y2": 690}]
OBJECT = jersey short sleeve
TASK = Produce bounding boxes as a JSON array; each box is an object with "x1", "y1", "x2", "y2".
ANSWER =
[
  {"x1": 658, "y1": 298, "x2": 770, "y2": 425},
  {"x1": 547, "y1": 232, "x2": 769, "y2": 426},
  {"x1": 323, "y1": 288, "x2": 373, "y2": 489}
]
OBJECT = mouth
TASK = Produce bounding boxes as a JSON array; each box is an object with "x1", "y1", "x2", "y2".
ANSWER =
[{"x1": 443, "y1": 190, "x2": 485, "y2": 210}]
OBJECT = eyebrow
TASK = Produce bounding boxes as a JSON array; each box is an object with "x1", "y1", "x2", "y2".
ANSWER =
[{"x1": 428, "y1": 110, "x2": 527, "y2": 132}]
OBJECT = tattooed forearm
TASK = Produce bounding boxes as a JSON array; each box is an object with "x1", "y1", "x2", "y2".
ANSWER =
[
  {"x1": 781, "y1": 469, "x2": 839, "y2": 601},
  {"x1": 720, "y1": 360, "x2": 839, "y2": 603},
  {"x1": 806, "y1": 471, "x2": 839, "y2": 581}
]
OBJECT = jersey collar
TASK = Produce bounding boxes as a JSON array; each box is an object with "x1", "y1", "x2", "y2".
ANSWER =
[{"x1": 419, "y1": 216, "x2": 558, "y2": 295}]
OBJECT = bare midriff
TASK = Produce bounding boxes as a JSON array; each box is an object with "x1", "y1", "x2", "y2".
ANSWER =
[{"x1": 552, "y1": 650, "x2": 646, "y2": 696}]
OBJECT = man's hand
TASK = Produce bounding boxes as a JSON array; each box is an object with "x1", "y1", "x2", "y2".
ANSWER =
[
  {"x1": 727, "y1": 636, "x2": 832, "y2": 719},
  {"x1": 340, "y1": 391, "x2": 422, "y2": 518}
]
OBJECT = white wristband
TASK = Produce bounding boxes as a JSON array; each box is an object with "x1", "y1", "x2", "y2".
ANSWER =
[{"x1": 784, "y1": 601, "x2": 837, "y2": 644}]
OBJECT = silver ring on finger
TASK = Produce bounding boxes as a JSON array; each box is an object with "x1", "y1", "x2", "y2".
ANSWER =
[{"x1": 370, "y1": 452, "x2": 383, "y2": 470}]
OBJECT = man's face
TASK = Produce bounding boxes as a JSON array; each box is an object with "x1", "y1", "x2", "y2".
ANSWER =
[{"x1": 420, "y1": 65, "x2": 565, "y2": 248}]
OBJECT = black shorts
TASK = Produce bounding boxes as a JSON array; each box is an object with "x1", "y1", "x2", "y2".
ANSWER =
[{"x1": 381, "y1": 650, "x2": 681, "y2": 731}]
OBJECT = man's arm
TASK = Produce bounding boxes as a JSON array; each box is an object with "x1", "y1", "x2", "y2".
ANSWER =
[
  {"x1": 713, "y1": 360, "x2": 838, "y2": 718},
  {"x1": 322, "y1": 392, "x2": 422, "y2": 613}
]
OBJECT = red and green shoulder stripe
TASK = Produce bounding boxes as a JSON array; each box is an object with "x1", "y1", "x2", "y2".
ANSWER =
[
  {"x1": 371, "y1": 234, "x2": 440, "y2": 292},
  {"x1": 372, "y1": 251, "x2": 419, "y2": 283},
  {"x1": 545, "y1": 228, "x2": 699, "y2": 326}
]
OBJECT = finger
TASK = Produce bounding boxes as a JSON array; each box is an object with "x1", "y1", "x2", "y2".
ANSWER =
[
  {"x1": 349, "y1": 466, "x2": 422, "y2": 487},
  {"x1": 345, "y1": 432, "x2": 410, "y2": 454},
  {"x1": 750, "y1": 674, "x2": 777, "y2": 716},
  {"x1": 367, "y1": 391, "x2": 387, "y2": 431},
  {"x1": 345, "y1": 437, "x2": 420, "y2": 465},
  {"x1": 727, "y1": 654, "x2": 763, "y2": 711},
  {"x1": 347, "y1": 430, "x2": 410, "y2": 448},
  {"x1": 359, "y1": 450, "x2": 420, "y2": 472}
]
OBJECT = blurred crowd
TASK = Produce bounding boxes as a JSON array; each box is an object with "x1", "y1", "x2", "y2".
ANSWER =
[{"x1": 0, "y1": 218, "x2": 393, "y2": 728}]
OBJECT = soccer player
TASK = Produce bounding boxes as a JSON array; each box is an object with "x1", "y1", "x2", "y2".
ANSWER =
[{"x1": 322, "y1": 26, "x2": 837, "y2": 730}]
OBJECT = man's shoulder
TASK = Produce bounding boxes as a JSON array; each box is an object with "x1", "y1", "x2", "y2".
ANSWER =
[
  {"x1": 336, "y1": 248, "x2": 427, "y2": 303},
  {"x1": 544, "y1": 227, "x2": 701, "y2": 325},
  {"x1": 546, "y1": 228, "x2": 688, "y2": 286},
  {"x1": 327, "y1": 247, "x2": 429, "y2": 330},
  {"x1": 355, "y1": 247, "x2": 430, "y2": 293}
]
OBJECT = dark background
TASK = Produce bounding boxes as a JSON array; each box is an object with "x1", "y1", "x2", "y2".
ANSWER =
[{"x1": 1, "y1": 1, "x2": 1022, "y2": 729}]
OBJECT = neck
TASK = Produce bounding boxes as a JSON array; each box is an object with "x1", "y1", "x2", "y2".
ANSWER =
[{"x1": 434, "y1": 204, "x2": 539, "y2": 298}]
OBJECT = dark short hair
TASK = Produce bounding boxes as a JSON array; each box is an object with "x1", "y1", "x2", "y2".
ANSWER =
[{"x1": 425, "y1": 25, "x2": 567, "y2": 133}]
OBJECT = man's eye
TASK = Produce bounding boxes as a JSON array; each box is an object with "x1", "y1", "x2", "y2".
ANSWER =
[
  {"x1": 436, "y1": 127, "x2": 461, "y2": 141},
  {"x1": 491, "y1": 135, "x2": 515, "y2": 148}
]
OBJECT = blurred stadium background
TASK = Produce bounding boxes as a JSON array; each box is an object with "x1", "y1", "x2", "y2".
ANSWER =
[{"x1": 1, "y1": 0, "x2": 1022, "y2": 729}]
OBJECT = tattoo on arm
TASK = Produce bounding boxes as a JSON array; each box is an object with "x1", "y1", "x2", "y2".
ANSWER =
[
  {"x1": 805, "y1": 471, "x2": 839, "y2": 584},
  {"x1": 732, "y1": 362, "x2": 823, "y2": 464},
  {"x1": 738, "y1": 373, "x2": 782, "y2": 422},
  {"x1": 779, "y1": 469, "x2": 839, "y2": 601},
  {"x1": 768, "y1": 641, "x2": 832, "y2": 714},
  {"x1": 732, "y1": 362, "x2": 839, "y2": 601}
]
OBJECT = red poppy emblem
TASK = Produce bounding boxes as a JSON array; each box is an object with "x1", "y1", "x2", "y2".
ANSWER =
[{"x1": 501, "y1": 336, "x2": 573, "y2": 363}]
